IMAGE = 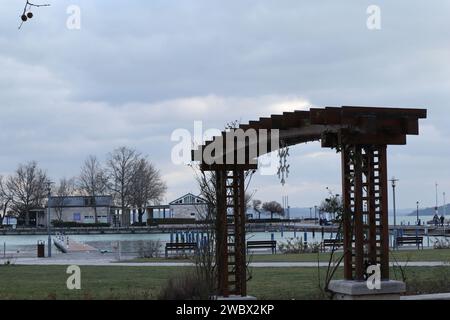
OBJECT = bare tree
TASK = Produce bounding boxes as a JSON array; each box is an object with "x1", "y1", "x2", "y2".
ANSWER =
[
  {"x1": 129, "y1": 158, "x2": 167, "y2": 224},
  {"x1": 106, "y1": 146, "x2": 140, "y2": 226},
  {"x1": 262, "y1": 201, "x2": 284, "y2": 220},
  {"x1": 78, "y1": 155, "x2": 108, "y2": 223},
  {"x1": 319, "y1": 191, "x2": 343, "y2": 222},
  {"x1": 252, "y1": 199, "x2": 262, "y2": 219},
  {"x1": 6, "y1": 161, "x2": 48, "y2": 226},
  {"x1": 191, "y1": 168, "x2": 218, "y2": 294},
  {"x1": 0, "y1": 176, "x2": 13, "y2": 224},
  {"x1": 53, "y1": 177, "x2": 77, "y2": 221}
]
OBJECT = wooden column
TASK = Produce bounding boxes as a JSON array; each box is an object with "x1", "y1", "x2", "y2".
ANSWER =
[
  {"x1": 341, "y1": 144, "x2": 390, "y2": 281},
  {"x1": 215, "y1": 169, "x2": 228, "y2": 296}
]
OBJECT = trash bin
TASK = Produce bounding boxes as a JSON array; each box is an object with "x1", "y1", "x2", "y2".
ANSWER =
[{"x1": 37, "y1": 241, "x2": 45, "y2": 258}]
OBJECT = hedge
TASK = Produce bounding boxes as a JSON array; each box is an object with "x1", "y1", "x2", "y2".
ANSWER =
[{"x1": 51, "y1": 220, "x2": 110, "y2": 228}]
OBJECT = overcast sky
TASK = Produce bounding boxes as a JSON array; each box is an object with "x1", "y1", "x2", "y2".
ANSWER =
[{"x1": 0, "y1": 1, "x2": 449, "y2": 209}]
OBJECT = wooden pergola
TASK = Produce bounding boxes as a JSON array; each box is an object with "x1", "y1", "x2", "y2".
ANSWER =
[{"x1": 192, "y1": 106, "x2": 427, "y2": 297}]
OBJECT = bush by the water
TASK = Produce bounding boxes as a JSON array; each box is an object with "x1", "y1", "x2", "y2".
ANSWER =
[
  {"x1": 131, "y1": 222, "x2": 147, "y2": 227},
  {"x1": 434, "y1": 238, "x2": 450, "y2": 249},
  {"x1": 147, "y1": 218, "x2": 197, "y2": 225},
  {"x1": 278, "y1": 238, "x2": 321, "y2": 254},
  {"x1": 137, "y1": 240, "x2": 162, "y2": 258}
]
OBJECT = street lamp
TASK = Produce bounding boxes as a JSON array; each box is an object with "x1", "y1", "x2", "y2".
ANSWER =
[
  {"x1": 444, "y1": 192, "x2": 447, "y2": 217},
  {"x1": 390, "y1": 177, "x2": 399, "y2": 227},
  {"x1": 390, "y1": 177, "x2": 399, "y2": 249},
  {"x1": 416, "y1": 201, "x2": 420, "y2": 226},
  {"x1": 46, "y1": 181, "x2": 53, "y2": 258},
  {"x1": 314, "y1": 205, "x2": 318, "y2": 224},
  {"x1": 435, "y1": 182, "x2": 439, "y2": 215},
  {"x1": 444, "y1": 192, "x2": 447, "y2": 236}
]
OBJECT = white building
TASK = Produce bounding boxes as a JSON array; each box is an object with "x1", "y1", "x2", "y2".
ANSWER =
[
  {"x1": 39, "y1": 193, "x2": 210, "y2": 227},
  {"x1": 146, "y1": 193, "x2": 209, "y2": 221},
  {"x1": 47, "y1": 195, "x2": 114, "y2": 226}
]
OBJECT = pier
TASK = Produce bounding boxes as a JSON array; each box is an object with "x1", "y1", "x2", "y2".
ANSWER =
[
  {"x1": 1, "y1": 222, "x2": 448, "y2": 237},
  {"x1": 53, "y1": 234, "x2": 97, "y2": 253}
]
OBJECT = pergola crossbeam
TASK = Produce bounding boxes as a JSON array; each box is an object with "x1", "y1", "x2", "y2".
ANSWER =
[{"x1": 192, "y1": 106, "x2": 426, "y2": 297}]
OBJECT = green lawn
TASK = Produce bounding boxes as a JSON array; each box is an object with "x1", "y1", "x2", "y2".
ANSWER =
[
  {"x1": 0, "y1": 265, "x2": 176, "y2": 300},
  {"x1": 0, "y1": 264, "x2": 449, "y2": 300},
  {"x1": 251, "y1": 248, "x2": 450, "y2": 263}
]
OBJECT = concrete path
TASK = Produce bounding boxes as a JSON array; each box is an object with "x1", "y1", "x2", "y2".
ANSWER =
[
  {"x1": 6, "y1": 257, "x2": 450, "y2": 268},
  {"x1": 401, "y1": 292, "x2": 450, "y2": 300}
]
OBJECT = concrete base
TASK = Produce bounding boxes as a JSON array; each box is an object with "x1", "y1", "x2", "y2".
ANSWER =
[
  {"x1": 213, "y1": 295, "x2": 257, "y2": 301},
  {"x1": 328, "y1": 280, "x2": 406, "y2": 300}
]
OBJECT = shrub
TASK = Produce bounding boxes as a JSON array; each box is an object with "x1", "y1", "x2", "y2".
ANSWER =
[
  {"x1": 148, "y1": 218, "x2": 197, "y2": 225},
  {"x1": 278, "y1": 238, "x2": 321, "y2": 254},
  {"x1": 1, "y1": 259, "x2": 13, "y2": 266},
  {"x1": 137, "y1": 240, "x2": 162, "y2": 258},
  {"x1": 51, "y1": 220, "x2": 110, "y2": 228},
  {"x1": 131, "y1": 222, "x2": 147, "y2": 227},
  {"x1": 158, "y1": 271, "x2": 213, "y2": 300},
  {"x1": 434, "y1": 238, "x2": 450, "y2": 249}
]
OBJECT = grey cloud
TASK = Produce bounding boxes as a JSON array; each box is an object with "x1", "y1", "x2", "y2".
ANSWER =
[{"x1": 0, "y1": 1, "x2": 448, "y2": 207}]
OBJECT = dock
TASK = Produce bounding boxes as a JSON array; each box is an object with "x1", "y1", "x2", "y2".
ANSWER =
[{"x1": 53, "y1": 234, "x2": 97, "y2": 253}]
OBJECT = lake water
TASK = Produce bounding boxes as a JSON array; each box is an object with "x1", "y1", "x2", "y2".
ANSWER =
[{"x1": 0, "y1": 220, "x2": 446, "y2": 258}]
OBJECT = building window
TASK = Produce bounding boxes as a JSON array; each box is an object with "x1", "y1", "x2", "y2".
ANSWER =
[{"x1": 84, "y1": 198, "x2": 94, "y2": 206}]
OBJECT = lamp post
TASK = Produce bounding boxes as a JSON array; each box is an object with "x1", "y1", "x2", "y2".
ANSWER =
[
  {"x1": 314, "y1": 205, "x2": 317, "y2": 224},
  {"x1": 390, "y1": 177, "x2": 399, "y2": 227},
  {"x1": 46, "y1": 181, "x2": 53, "y2": 258},
  {"x1": 444, "y1": 192, "x2": 447, "y2": 237},
  {"x1": 444, "y1": 192, "x2": 447, "y2": 216},
  {"x1": 435, "y1": 182, "x2": 439, "y2": 215},
  {"x1": 442, "y1": 192, "x2": 447, "y2": 217},
  {"x1": 390, "y1": 177, "x2": 399, "y2": 249},
  {"x1": 416, "y1": 201, "x2": 420, "y2": 226}
]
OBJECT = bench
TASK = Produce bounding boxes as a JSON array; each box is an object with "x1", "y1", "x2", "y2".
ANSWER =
[
  {"x1": 247, "y1": 240, "x2": 277, "y2": 254},
  {"x1": 321, "y1": 239, "x2": 344, "y2": 252},
  {"x1": 396, "y1": 236, "x2": 423, "y2": 249},
  {"x1": 165, "y1": 242, "x2": 198, "y2": 258}
]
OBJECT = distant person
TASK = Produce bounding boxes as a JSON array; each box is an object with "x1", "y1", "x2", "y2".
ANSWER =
[
  {"x1": 440, "y1": 215, "x2": 445, "y2": 227},
  {"x1": 417, "y1": 219, "x2": 421, "y2": 226},
  {"x1": 433, "y1": 214, "x2": 439, "y2": 226}
]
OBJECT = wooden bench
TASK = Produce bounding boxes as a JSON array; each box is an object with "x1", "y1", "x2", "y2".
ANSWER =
[
  {"x1": 321, "y1": 239, "x2": 344, "y2": 252},
  {"x1": 247, "y1": 240, "x2": 277, "y2": 254},
  {"x1": 165, "y1": 242, "x2": 198, "y2": 258},
  {"x1": 396, "y1": 236, "x2": 423, "y2": 249}
]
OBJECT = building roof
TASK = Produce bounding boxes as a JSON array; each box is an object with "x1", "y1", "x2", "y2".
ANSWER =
[
  {"x1": 169, "y1": 193, "x2": 208, "y2": 205},
  {"x1": 48, "y1": 195, "x2": 113, "y2": 207}
]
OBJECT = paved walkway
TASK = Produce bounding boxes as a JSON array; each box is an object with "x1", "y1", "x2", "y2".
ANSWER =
[
  {"x1": 5, "y1": 257, "x2": 450, "y2": 268},
  {"x1": 401, "y1": 292, "x2": 450, "y2": 300}
]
